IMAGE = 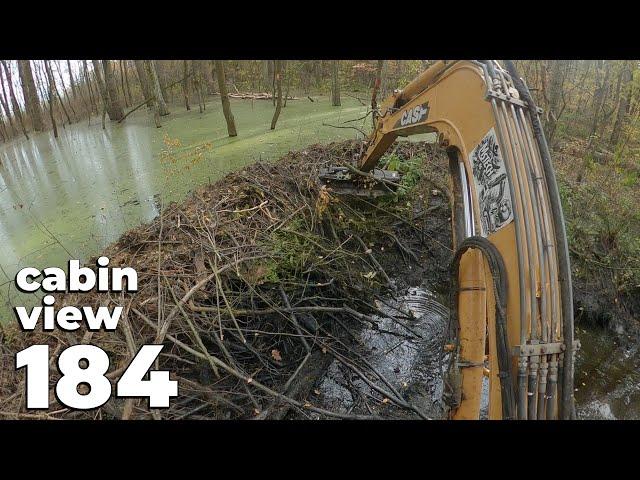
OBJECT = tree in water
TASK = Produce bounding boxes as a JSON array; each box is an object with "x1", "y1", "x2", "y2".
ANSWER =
[
  {"x1": 43, "y1": 61, "x2": 58, "y2": 138},
  {"x1": 215, "y1": 60, "x2": 237, "y2": 137},
  {"x1": 147, "y1": 60, "x2": 170, "y2": 116},
  {"x1": 0, "y1": 61, "x2": 29, "y2": 139},
  {"x1": 143, "y1": 61, "x2": 162, "y2": 128},
  {"x1": 92, "y1": 60, "x2": 113, "y2": 122},
  {"x1": 17, "y1": 60, "x2": 45, "y2": 132},
  {"x1": 331, "y1": 60, "x2": 341, "y2": 106},
  {"x1": 134, "y1": 60, "x2": 153, "y2": 109},
  {"x1": 270, "y1": 60, "x2": 283, "y2": 130},
  {"x1": 101, "y1": 60, "x2": 124, "y2": 121}
]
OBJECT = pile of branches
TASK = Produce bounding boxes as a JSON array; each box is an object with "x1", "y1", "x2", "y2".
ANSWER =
[{"x1": 0, "y1": 140, "x2": 451, "y2": 420}]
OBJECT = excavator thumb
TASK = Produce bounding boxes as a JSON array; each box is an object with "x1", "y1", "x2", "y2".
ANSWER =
[{"x1": 318, "y1": 165, "x2": 402, "y2": 197}]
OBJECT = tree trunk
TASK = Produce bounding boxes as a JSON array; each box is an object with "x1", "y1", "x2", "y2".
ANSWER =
[
  {"x1": 182, "y1": 60, "x2": 191, "y2": 111},
  {"x1": 589, "y1": 60, "x2": 610, "y2": 143},
  {"x1": 1, "y1": 61, "x2": 29, "y2": 139},
  {"x1": 146, "y1": 60, "x2": 169, "y2": 116},
  {"x1": 101, "y1": 60, "x2": 125, "y2": 121},
  {"x1": 83, "y1": 60, "x2": 98, "y2": 115},
  {"x1": 331, "y1": 60, "x2": 341, "y2": 106},
  {"x1": 119, "y1": 60, "x2": 129, "y2": 107},
  {"x1": 66, "y1": 60, "x2": 78, "y2": 102},
  {"x1": 18, "y1": 60, "x2": 45, "y2": 132},
  {"x1": 0, "y1": 109, "x2": 6, "y2": 142},
  {"x1": 192, "y1": 63, "x2": 204, "y2": 113},
  {"x1": 68, "y1": 60, "x2": 90, "y2": 115},
  {"x1": 283, "y1": 61, "x2": 291, "y2": 108},
  {"x1": 0, "y1": 66, "x2": 17, "y2": 136},
  {"x1": 371, "y1": 60, "x2": 384, "y2": 127},
  {"x1": 209, "y1": 61, "x2": 218, "y2": 94},
  {"x1": 54, "y1": 61, "x2": 76, "y2": 121},
  {"x1": 51, "y1": 64, "x2": 73, "y2": 126},
  {"x1": 155, "y1": 61, "x2": 169, "y2": 102},
  {"x1": 264, "y1": 60, "x2": 274, "y2": 93},
  {"x1": 609, "y1": 61, "x2": 633, "y2": 146},
  {"x1": 92, "y1": 60, "x2": 111, "y2": 120},
  {"x1": 214, "y1": 60, "x2": 237, "y2": 137},
  {"x1": 123, "y1": 61, "x2": 133, "y2": 105},
  {"x1": 201, "y1": 60, "x2": 216, "y2": 95},
  {"x1": 133, "y1": 60, "x2": 152, "y2": 108},
  {"x1": 546, "y1": 60, "x2": 564, "y2": 143},
  {"x1": 142, "y1": 61, "x2": 162, "y2": 128},
  {"x1": 44, "y1": 61, "x2": 58, "y2": 138},
  {"x1": 270, "y1": 60, "x2": 283, "y2": 130}
]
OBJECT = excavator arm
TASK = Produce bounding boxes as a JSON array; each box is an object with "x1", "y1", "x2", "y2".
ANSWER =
[{"x1": 327, "y1": 60, "x2": 577, "y2": 419}]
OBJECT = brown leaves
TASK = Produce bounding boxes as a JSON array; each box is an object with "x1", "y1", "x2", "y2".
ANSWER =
[
  {"x1": 315, "y1": 185, "x2": 332, "y2": 216},
  {"x1": 271, "y1": 349, "x2": 282, "y2": 362}
]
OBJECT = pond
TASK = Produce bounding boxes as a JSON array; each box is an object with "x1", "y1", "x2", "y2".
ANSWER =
[{"x1": 0, "y1": 95, "x2": 368, "y2": 322}]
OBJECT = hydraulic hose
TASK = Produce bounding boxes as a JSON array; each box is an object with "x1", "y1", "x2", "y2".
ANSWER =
[
  {"x1": 502, "y1": 61, "x2": 575, "y2": 419},
  {"x1": 448, "y1": 236, "x2": 517, "y2": 420}
]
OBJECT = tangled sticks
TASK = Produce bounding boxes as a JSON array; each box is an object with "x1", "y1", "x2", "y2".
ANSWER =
[{"x1": 0, "y1": 140, "x2": 452, "y2": 420}]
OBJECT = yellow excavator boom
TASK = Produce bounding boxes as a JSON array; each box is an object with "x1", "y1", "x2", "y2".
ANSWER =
[{"x1": 343, "y1": 60, "x2": 577, "y2": 419}]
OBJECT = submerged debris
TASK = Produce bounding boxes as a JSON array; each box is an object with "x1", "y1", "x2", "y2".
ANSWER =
[{"x1": 0, "y1": 140, "x2": 452, "y2": 420}]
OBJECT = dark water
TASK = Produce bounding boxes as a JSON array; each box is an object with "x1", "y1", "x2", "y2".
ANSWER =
[
  {"x1": 574, "y1": 325, "x2": 640, "y2": 420},
  {"x1": 315, "y1": 285, "x2": 633, "y2": 420},
  {"x1": 316, "y1": 286, "x2": 449, "y2": 419}
]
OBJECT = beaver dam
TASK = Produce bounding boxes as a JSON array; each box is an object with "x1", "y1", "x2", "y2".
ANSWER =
[{"x1": 0, "y1": 140, "x2": 457, "y2": 420}]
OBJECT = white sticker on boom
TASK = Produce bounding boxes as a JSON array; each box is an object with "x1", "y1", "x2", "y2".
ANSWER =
[{"x1": 469, "y1": 128, "x2": 514, "y2": 236}]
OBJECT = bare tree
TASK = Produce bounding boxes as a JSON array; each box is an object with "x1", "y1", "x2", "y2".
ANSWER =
[
  {"x1": 146, "y1": 60, "x2": 169, "y2": 116},
  {"x1": 44, "y1": 61, "x2": 58, "y2": 138},
  {"x1": 92, "y1": 60, "x2": 111, "y2": 121},
  {"x1": 545, "y1": 60, "x2": 565, "y2": 143},
  {"x1": 283, "y1": 60, "x2": 291, "y2": 107},
  {"x1": 123, "y1": 61, "x2": 133, "y2": 105},
  {"x1": 83, "y1": 60, "x2": 98, "y2": 115},
  {"x1": 1, "y1": 61, "x2": 29, "y2": 139},
  {"x1": 182, "y1": 60, "x2": 191, "y2": 111},
  {"x1": 371, "y1": 60, "x2": 384, "y2": 127},
  {"x1": 214, "y1": 60, "x2": 237, "y2": 137},
  {"x1": 588, "y1": 60, "x2": 611, "y2": 147},
  {"x1": 143, "y1": 61, "x2": 162, "y2": 128},
  {"x1": 54, "y1": 61, "x2": 76, "y2": 122},
  {"x1": 0, "y1": 73, "x2": 17, "y2": 137},
  {"x1": 331, "y1": 60, "x2": 341, "y2": 107},
  {"x1": 101, "y1": 60, "x2": 124, "y2": 121},
  {"x1": 66, "y1": 60, "x2": 78, "y2": 102},
  {"x1": 270, "y1": 60, "x2": 283, "y2": 130},
  {"x1": 18, "y1": 60, "x2": 45, "y2": 132},
  {"x1": 610, "y1": 61, "x2": 634, "y2": 146},
  {"x1": 192, "y1": 62, "x2": 205, "y2": 113},
  {"x1": 134, "y1": 60, "x2": 152, "y2": 109}
]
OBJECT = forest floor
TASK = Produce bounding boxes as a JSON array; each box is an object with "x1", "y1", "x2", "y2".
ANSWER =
[{"x1": 553, "y1": 137, "x2": 640, "y2": 337}]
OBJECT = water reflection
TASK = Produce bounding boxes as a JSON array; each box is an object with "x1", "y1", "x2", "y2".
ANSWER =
[{"x1": 0, "y1": 97, "x2": 366, "y2": 321}]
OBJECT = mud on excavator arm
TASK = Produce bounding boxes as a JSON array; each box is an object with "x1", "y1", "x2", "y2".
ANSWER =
[{"x1": 350, "y1": 60, "x2": 577, "y2": 419}]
